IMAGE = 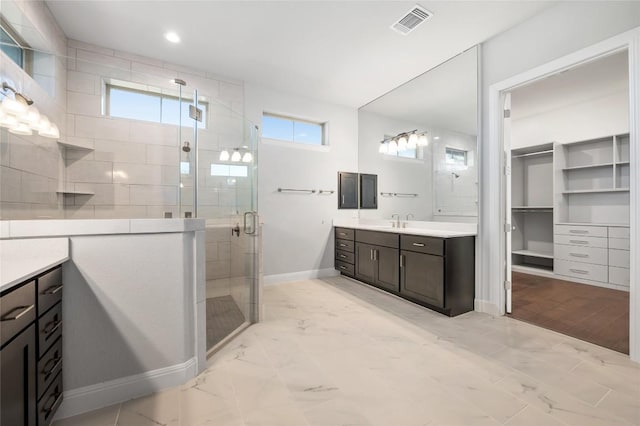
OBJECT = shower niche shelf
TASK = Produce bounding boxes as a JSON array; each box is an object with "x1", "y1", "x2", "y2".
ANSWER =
[
  {"x1": 57, "y1": 140, "x2": 94, "y2": 151},
  {"x1": 56, "y1": 189, "x2": 95, "y2": 196}
]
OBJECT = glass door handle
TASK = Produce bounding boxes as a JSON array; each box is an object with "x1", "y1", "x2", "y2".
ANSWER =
[{"x1": 244, "y1": 211, "x2": 257, "y2": 235}]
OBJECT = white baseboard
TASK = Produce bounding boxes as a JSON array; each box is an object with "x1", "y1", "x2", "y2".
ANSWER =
[
  {"x1": 54, "y1": 357, "x2": 197, "y2": 420},
  {"x1": 264, "y1": 268, "x2": 339, "y2": 286},
  {"x1": 474, "y1": 299, "x2": 501, "y2": 316}
]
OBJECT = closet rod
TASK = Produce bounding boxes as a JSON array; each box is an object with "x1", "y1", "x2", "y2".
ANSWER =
[{"x1": 512, "y1": 149, "x2": 553, "y2": 159}]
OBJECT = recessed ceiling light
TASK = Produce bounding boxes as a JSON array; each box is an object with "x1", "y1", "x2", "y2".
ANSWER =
[
  {"x1": 165, "y1": 32, "x2": 180, "y2": 43},
  {"x1": 434, "y1": 136, "x2": 440, "y2": 140}
]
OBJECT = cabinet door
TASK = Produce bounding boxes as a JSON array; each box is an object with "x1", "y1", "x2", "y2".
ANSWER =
[
  {"x1": 1, "y1": 324, "x2": 37, "y2": 426},
  {"x1": 359, "y1": 174, "x2": 377, "y2": 209},
  {"x1": 338, "y1": 172, "x2": 358, "y2": 209},
  {"x1": 355, "y1": 243, "x2": 376, "y2": 283},
  {"x1": 400, "y1": 251, "x2": 444, "y2": 307},
  {"x1": 375, "y1": 246, "x2": 399, "y2": 292}
]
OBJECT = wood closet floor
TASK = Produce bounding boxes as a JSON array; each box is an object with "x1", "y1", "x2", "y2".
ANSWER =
[{"x1": 509, "y1": 271, "x2": 629, "y2": 354}]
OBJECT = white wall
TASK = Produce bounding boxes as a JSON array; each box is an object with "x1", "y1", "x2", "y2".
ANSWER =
[
  {"x1": 479, "y1": 2, "x2": 640, "y2": 310},
  {"x1": 245, "y1": 83, "x2": 358, "y2": 279}
]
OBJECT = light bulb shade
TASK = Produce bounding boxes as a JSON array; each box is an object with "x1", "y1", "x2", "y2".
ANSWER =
[
  {"x1": 9, "y1": 122, "x2": 33, "y2": 136},
  {"x1": 242, "y1": 152, "x2": 253, "y2": 163},
  {"x1": 388, "y1": 140, "x2": 398, "y2": 154},
  {"x1": 33, "y1": 115, "x2": 50, "y2": 132},
  {"x1": 408, "y1": 133, "x2": 418, "y2": 149},
  {"x1": 22, "y1": 106, "x2": 40, "y2": 125},
  {"x1": 1, "y1": 96, "x2": 28, "y2": 115},
  {"x1": 231, "y1": 150, "x2": 241, "y2": 162},
  {"x1": 417, "y1": 134, "x2": 429, "y2": 146},
  {"x1": 219, "y1": 150, "x2": 230, "y2": 161},
  {"x1": 38, "y1": 123, "x2": 59, "y2": 139},
  {"x1": 378, "y1": 142, "x2": 388, "y2": 154},
  {"x1": 397, "y1": 136, "x2": 408, "y2": 151},
  {"x1": 0, "y1": 114, "x2": 18, "y2": 128}
]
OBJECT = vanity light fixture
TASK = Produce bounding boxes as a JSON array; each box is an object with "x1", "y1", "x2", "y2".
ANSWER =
[
  {"x1": 0, "y1": 81, "x2": 59, "y2": 138},
  {"x1": 220, "y1": 147, "x2": 253, "y2": 163},
  {"x1": 219, "y1": 150, "x2": 230, "y2": 161},
  {"x1": 242, "y1": 152, "x2": 253, "y2": 163},
  {"x1": 164, "y1": 31, "x2": 180, "y2": 43},
  {"x1": 231, "y1": 149, "x2": 242, "y2": 162},
  {"x1": 379, "y1": 129, "x2": 429, "y2": 154}
]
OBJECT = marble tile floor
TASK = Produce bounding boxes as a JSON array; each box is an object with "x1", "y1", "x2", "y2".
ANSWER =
[{"x1": 53, "y1": 276, "x2": 640, "y2": 426}]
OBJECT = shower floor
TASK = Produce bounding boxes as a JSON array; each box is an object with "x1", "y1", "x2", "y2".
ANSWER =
[{"x1": 206, "y1": 295, "x2": 245, "y2": 350}]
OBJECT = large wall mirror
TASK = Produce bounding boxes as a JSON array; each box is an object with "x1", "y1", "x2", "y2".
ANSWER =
[{"x1": 357, "y1": 46, "x2": 478, "y2": 222}]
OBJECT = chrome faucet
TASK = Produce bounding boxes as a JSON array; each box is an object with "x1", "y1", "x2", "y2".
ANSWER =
[
  {"x1": 403, "y1": 213, "x2": 414, "y2": 228},
  {"x1": 405, "y1": 213, "x2": 414, "y2": 221},
  {"x1": 391, "y1": 214, "x2": 400, "y2": 228}
]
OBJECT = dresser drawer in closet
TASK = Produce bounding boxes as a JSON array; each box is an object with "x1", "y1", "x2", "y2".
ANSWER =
[
  {"x1": 336, "y1": 239, "x2": 355, "y2": 253},
  {"x1": 609, "y1": 249, "x2": 630, "y2": 269},
  {"x1": 554, "y1": 245, "x2": 607, "y2": 265},
  {"x1": 1, "y1": 281, "x2": 36, "y2": 346},
  {"x1": 555, "y1": 225, "x2": 607, "y2": 238},
  {"x1": 608, "y1": 227, "x2": 630, "y2": 239},
  {"x1": 554, "y1": 234, "x2": 607, "y2": 249},
  {"x1": 609, "y1": 266, "x2": 630, "y2": 287},
  {"x1": 555, "y1": 259, "x2": 607, "y2": 283}
]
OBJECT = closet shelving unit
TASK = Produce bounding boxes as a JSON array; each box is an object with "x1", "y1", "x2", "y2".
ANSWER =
[
  {"x1": 556, "y1": 134, "x2": 629, "y2": 226},
  {"x1": 511, "y1": 143, "x2": 555, "y2": 273}
]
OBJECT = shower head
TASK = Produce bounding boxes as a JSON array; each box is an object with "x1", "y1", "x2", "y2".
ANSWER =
[
  {"x1": 1, "y1": 82, "x2": 33, "y2": 105},
  {"x1": 182, "y1": 141, "x2": 191, "y2": 152},
  {"x1": 172, "y1": 78, "x2": 187, "y2": 86}
]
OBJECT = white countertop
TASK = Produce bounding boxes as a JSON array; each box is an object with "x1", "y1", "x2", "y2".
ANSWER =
[
  {"x1": 333, "y1": 219, "x2": 477, "y2": 238},
  {"x1": 0, "y1": 238, "x2": 70, "y2": 292},
  {"x1": 1, "y1": 218, "x2": 206, "y2": 239}
]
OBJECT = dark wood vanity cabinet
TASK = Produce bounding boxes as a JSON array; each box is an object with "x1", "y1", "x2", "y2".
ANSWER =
[
  {"x1": 1, "y1": 265, "x2": 64, "y2": 426},
  {"x1": 335, "y1": 227, "x2": 475, "y2": 316},
  {"x1": 335, "y1": 227, "x2": 356, "y2": 276},
  {"x1": 354, "y1": 230, "x2": 399, "y2": 292},
  {"x1": 338, "y1": 172, "x2": 358, "y2": 209},
  {"x1": 359, "y1": 174, "x2": 378, "y2": 209}
]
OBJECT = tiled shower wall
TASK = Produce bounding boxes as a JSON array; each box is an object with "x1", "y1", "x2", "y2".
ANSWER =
[
  {"x1": 63, "y1": 39, "x2": 249, "y2": 219},
  {"x1": 0, "y1": 1, "x2": 67, "y2": 220}
]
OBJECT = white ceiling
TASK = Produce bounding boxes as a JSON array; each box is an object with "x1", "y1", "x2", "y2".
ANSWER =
[
  {"x1": 361, "y1": 46, "x2": 477, "y2": 135},
  {"x1": 45, "y1": 1, "x2": 553, "y2": 108}
]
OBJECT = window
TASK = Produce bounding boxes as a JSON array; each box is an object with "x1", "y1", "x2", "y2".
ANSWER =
[
  {"x1": 445, "y1": 147, "x2": 467, "y2": 166},
  {"x1": 210, "y1": 164, "x2": 248, "y2": 177},
  {"x1": 1, "y1": 25, "x2": 24, "y2": 69},
  {"x1": 262, "y1": 113, "x2": 325, "y2": 145},
  {"x1": 105, "y1": 83, "x2": 207, "y2": 128}
]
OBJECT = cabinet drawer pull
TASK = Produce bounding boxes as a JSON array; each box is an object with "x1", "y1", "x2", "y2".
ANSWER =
[
  {"x1": 340, "y1": 266, "x2": 347, "y2": 270},
  {"x1": 373, "y1": 250, "x2": 377, "y2": 261},
  {"x1": 569, "y1": 253, "x2": 589, "y2": 258},
  {"x1": 43, "y1": 319, "x2": 62, "y2": 336},
  {"x1": 569, "y1": 230, "x2": 588, "y2": 234},
  {"x1": 338, "y1": 232, "x2": 347, "y2": 236},
  {"x1": 42, "y1": 357, "x2": 62, "y2": 377},
  {"x1": 339, "y1": 243, "x2": 347, "y2": 247},
  {"x1": 412, "y1": 243, "x2": 425, "y2": 247},
  {"x1": 569, "y1": 268, "x2": 589, "y2": 275},
  {"x1": 569, "y1": 240, "x2": 589, "y2": 245},
  {"x1": 1, "y1": 304, "x2": 35, "y2": 321},
  {"x1": 370, "y1": 249, "x2": 373, "y2": 260},
  {"x1": 339, "y1": 254, "x2": 346, "y2": 258},
  {"x1": 42, "y1": 392, "x2": 63, "y2": 414},
  {"x1": 42, "y1": 284, "x2": 63, "y2": 295},
  {"x1": 400, "y1": 255, "x2": 404, "y2": 268}
]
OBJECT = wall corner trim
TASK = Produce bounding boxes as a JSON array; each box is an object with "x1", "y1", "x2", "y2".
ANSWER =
[
  {"x1": 54, "y1": 357, "x2": 197, "y2": 421},
  {"x1": 474, "y1": 298, "x2": 501, "y2": 316}
]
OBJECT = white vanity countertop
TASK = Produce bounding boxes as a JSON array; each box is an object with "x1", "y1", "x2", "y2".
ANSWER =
[
  {"x1": 0, "y1": 218, "x2": 206, "y2": 239},
  {"x1": 333, "y1": 219, "x2": 477, "y2": 238},
  {"x1": 0, "y1": 238, "x2": 70, "y2": 292}
]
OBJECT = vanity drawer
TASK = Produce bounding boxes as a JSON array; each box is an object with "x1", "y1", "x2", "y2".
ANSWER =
[
  {"x1": 38, "y1": 371, "x2": 63, "y2": 426},
  {"x1": 555, "y1": 225, "x2": 607, "y2": 238},
  {"x1": 335, "y1": 250, "x2": 354, "y2": 264},
  {"x1": 554, "y1": 245, "x2": 607, "y2": 265},
  {"x1": 609, "y1": 227, "x2": 630, "y2": 239},
  {"x1": 355, "y1": 230, "x2": 399, "y2": 248},
  {"x1": 555, "y1": 259, "x2": 607, "y2": 283},
  {"x1": 609, "y1": 249, "x2": 630, "y2": 269},
  {"x1": 1, "y1": 280, "x2": 36, "y2": 347},
  {"x1": 38, "y1": 338, "x2": 62, "y2": 400},
  {"x1": 335, "y1": 227, "x2": 354, "y2": 241},
  {"x1": 335, "y1": 260, "x2": 354, "y2": 276},
  {"x1": 554, "y1": 234, "x2": 607, "y2": 248},
  {"x1": 609, "y1": 238, "x2": 630, "y2": 251},
  {"x1": 609, "y1": 266, "x2": 630, "y2": 287},
  {"x1": 401, "y1": 235, "x2": 443, "y2": 256},
  {"x1": 39, "y1": 302, "x2": 62, "y2": 358},
  {"x1": 38, "y1": 267, "x2": 63, "y2": 316},
  {"x1": 336, "y1": 239, "x2": 355, "y2": 253}
]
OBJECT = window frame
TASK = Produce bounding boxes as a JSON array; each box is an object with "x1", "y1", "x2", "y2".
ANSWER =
[
  {"x1": 0, "y1": 20, "x2": 32, "y2": 73},
  {"x1": 261, "y1": 112, "x2": 327, "y2": 147},
  {"x1": 445, "y1": 146, "x2": 468, "y2": 167}
]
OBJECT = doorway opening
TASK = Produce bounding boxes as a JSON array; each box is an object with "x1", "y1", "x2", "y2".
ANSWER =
[{"x1": 503, "y1": 50, "x2": 631, "y2": 354}]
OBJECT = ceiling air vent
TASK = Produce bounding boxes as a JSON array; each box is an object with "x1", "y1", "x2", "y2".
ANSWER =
[{"x1": 390, "y1": 5, "x2": 432, "y2": 35}]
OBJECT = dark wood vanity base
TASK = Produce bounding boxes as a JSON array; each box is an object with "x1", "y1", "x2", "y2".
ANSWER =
[{"x1": 334, "y1": 227, "x2": 475, "y2": 317}]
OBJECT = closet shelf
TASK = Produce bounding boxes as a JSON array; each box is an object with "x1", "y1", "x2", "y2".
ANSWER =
[
  {"x1": 562, "y1": 163, "x2": 613, "y2": 171},
  {"x1": 512, "y1": 249, "x2": 554, "y2": 259},
  {"x1": 512, "y1": 206, "x2": 553, "y2": 213},
  {"x1": 562, "y1": 188, "x2": 629, "y2": 194},
  {"x1": 57, "y1": 140, "x2": 94, "y2": 151}
]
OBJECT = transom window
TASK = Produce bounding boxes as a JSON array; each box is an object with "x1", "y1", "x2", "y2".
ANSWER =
[
  {"x1": 105, "y1": 82, "x2": 207, "y2": 128},
  {"x1": 262, "y1": 113, "x2": 325, "y2": 145},
  {"x1": 1, "y1": 25, "x2": 25, "y2": 69},
  {"x1": 445, "y1": 147, "x2": 467, "y2": 166}
]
